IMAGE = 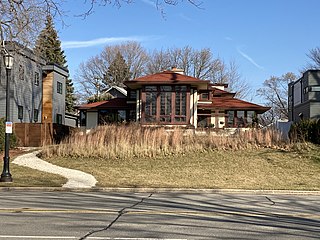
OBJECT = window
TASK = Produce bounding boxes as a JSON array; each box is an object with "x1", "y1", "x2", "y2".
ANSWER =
[
  {"x1": 160, "y1": 86, "x2": 172, "y2": 122},
  {"x1": 200, "y1": 93, "x2": 209, "y2": 100},
  {"x1": 246, "y1": 111, "x2": 255, "y2": 125},
  {"x1": 19, "y1": 65, "x2": 24, "y2": 81},
  {"x1": 143, "y1": 85, "x2": 188, "y2": 123},
  {"x1": 34, "y1": 109, "x2": 39, "y2": 122},
  {"x1": 18, "y1": 106, "x2": 23, "y2": 120},
  {"x1": 145, "y1": 91, "x2": 157, "y2": 122},
  {"x1": 310, "y1": 86, "x2": 320, "y2": 92},
  {"x1": 129, "y1": 90, "x2": 137, "y2": 99},
  {"x1": 34, "y1": 72, "x2": 40, "y2": 86},
  {"x1": 56, "y1": 114, "x2": 62, "y2": 124},
  {"x1": 236, "y1": 111, "x2": 245, "y2": 127},
  {"x1": 80, "y1": 111, "x2": 86, "y2": 127},
  {"x1": 227, "y1": 111, "x2": 234, "y2": 127},
  {"x1": 57, "y1": 81, "x2": 63, "y2": 94},
  {"x1": 175, "y1": 86, "x2": 187, "y2": 122}
]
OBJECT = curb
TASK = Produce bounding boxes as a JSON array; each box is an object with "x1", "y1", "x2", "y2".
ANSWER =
[{"x1": 0, "y1": 187, "x2": 320, "y2": 195}]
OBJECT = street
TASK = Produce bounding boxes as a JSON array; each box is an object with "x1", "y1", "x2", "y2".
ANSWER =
[{"x1": 0, "y1": 190, "x2": 319, "y2": 239}]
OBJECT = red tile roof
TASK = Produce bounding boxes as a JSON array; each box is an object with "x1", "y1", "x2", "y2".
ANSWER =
[
  {"x1": 198, "y1": 98, "x2": 270, "y2": 113},
  {"x1": 77, "y1": 98, "x2": 134, "y2": 110},
  {"x1": 125, "y1": 70, "x2": 210, "y2": 85}
]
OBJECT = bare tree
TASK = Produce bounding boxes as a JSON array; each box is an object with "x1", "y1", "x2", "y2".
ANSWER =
[
  {"x1": 257, "y1": 72, "x2": 297, "y2": 122},
  {"x1": 1, "y1": 0, "x2": 202, "y2": 47},
  {"x1": 146, "y1": 47, "x2": 250, "y2": 98},
  {"x1": 0, "y1": 0, "x2": 64, "y2": 46},
  {"x1": 306, "y1": 47, "x2": 320, "y2": 69},
  {"x1": 81, "y1": 0, "x2": 203, "y2": 18},
  {"x1": 76, "y1": 41, "x2": 148, "y2": 102}
]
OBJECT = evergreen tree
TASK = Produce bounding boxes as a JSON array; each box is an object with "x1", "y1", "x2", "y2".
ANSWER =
[
  {"x1": 34, "y1": 15, "x2": 76, "y2": 113},
  {"x1": 104, "y1": 51, "x2": 130, "y2": 87}
]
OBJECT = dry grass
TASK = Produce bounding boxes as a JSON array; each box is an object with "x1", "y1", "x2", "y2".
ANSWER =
[
  {"x1": 42, "y1": 124, "x2": 289, "y2": 159},
  {"x1": 44, "y1": 143, "x2": 320, "y2": 190},
  {"x1": 40, "y1": 125, "x2": 320, "y2": 190}
]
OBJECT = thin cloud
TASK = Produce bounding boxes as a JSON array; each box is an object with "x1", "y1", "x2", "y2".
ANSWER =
[
  {"x1": 179, "y1": 13, "x2": 193, "y2": 22},
  {"x1": 141, "y1": 0, "x2": 156, "y2": 8},
  {"x1": 62, "y1": 36, "x2": 146, "y2": 49},
  {"x1": 237, "y1": 48, "x2": 264, "y2": 70},
  {"x1": 225, "y1": 37, "x2": 233, "y2": 41}
]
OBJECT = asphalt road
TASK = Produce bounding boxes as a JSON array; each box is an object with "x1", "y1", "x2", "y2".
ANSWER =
[{"x1": 0, "y1": 190, "x2": 319, "y2": 239}]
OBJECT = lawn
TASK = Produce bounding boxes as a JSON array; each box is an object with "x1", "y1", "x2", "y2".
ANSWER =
[
  {"x1": 42, "y1": 143, "x2": 320, "y2": 190},
  {"x1": 0, "y1": 149, "x2": 67, "y2": 187}
]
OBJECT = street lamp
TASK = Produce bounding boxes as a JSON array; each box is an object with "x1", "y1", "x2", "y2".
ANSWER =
[{"x1": 0, "y1": 52, "x2": 14, "y2": 182}]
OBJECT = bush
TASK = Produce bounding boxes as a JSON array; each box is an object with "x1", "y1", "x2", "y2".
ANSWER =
[
  {"x1": 289, "y1": 119, "x2": 320, "y2": 144},
  {"x1": 0, "y1": 118, "x2": 17, "y2": 151}
]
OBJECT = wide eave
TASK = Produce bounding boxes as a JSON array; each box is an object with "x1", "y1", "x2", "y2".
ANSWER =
[
  {"x1": 124, "y1": 71, "x2": 209, "y2": 90},
  {"x1": 198, "y1": 98, "x2": 270, "y2": 114}
]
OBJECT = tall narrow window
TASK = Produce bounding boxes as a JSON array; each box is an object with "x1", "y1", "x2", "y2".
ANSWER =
[
  {"x1": 174, "y1": 86, "x2": 187, "y2": 122},
  {"x1": 237, "y1": 111, "x2": 245, "y2": 127},
  {"x1": 145, "y1": 86, "x2": 157, "y2": 122},
  {"x1": 34, "y1": 72, "x2": 40, "y2": 86},
  {"x1": 56, "y1": 114, "x2": 62, "y2": 124},
  {"x1": 160, "y1": 86, "x2": 172, "y2": 122},
  {"x1": 57, "y1": 81, "x2": 63, "y2": 94},
  {"x1": 19, "y1": 65, "x2": 24, "y2": 81},
  {"x1": 227, "y1": 111, "x2": 234, "y2": 127},
  {"x1": 34, "y1": 109, "x2": 39, "y2": 122},
  {"x1": 18, "y1": 105, "x2": 24, "y2": 120}
]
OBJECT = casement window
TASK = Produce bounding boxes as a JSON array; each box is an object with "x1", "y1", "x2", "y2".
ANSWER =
[
  {"x1": 246, "y1": 111, "x2": 255, "y2": 125},
  {"x1": 34, "y1": 109, "x2": 39, "y2": 122},
  {"x1": 19, "y1": 65, "x2": 24, "y2": 81},
  {"x1": 57, "y1": 81, "x2": 63, "y2": 94},
  {"x1": 174, "y1": 86, "x2": 187, "y2": 122},
  {"x1": 80, "y1": 111, "x2": 86, "y2": 127},
  {"x1": 145, "y1": 86, "x2": 157, "y2": 122},
  {"x1": 226, "y1": 110, "x2": 256, "y2": 128},
  {"x1": 34, "y1": 72, "x2": 40, "y2": 86},
  {"x1": 129, "y1": 90, "x2": 137, "y2": 99},
  {"x1": 56, "y1": 114, "x2": 62, "y2": 124},
  {"x1": 143, "y1": 85, "x2": 188, "y2": 124},
  {"x1": 200, "y1": 93, "x2": 209, "y2": 100},
  {"x1": 160, "y1": 86, "x2": 172, "y2": 122},
  {"x1": 18, "y1": 105, "x2": 23, "y2": 120}
]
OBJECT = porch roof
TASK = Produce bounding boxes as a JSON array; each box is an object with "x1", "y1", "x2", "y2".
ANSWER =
[
  {"x1": 124, "y1": 70, "x2": 209, "y2": 89},
  {"x1": 198, "y1": 98, "x2": 270, "y2": 114},
  {"x1": 77, "y1": 98, "x2": 134, "y2": 110}
]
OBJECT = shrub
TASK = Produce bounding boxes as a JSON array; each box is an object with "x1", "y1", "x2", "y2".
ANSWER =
[
  {"x1": 289, "y1": 119, "x2": 320, "y2": 144},
  {"x1": 0, "y1": 118, "x2": 17, "y2": 151}
]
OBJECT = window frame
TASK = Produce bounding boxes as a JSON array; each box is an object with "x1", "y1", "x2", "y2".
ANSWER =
[
  {"x1": 18, "y1": 105, "x2": 24, "y2": 120},
  {"x1": 34, "y1": 72, "x2": 40, "y2": 86},
  {"x1": 142, "y1": 85, "x2": 189, "y2": 124},
  {"x1": 57, "y1": 81, "x2": 63, "y2": 94}
]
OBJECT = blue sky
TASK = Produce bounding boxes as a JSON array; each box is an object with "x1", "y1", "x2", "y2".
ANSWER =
[{"x1": 57, "y1": 0, "x2": 320, "y2": 103}]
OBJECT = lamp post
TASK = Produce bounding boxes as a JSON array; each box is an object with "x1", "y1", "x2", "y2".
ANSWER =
[{"x1": 0, "y1": 52, "x2": 14, "y2": 182}]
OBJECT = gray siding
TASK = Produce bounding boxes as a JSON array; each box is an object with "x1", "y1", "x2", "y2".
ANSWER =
[
  {"x1": 290, "y1": 70, "x2": 320, "y2": 122},
  {"x1": 52, "y1": 71, "x2": 66, "y2": 124},
  {"x1": 0, "y1": 43, "x2": 45, "y2": 123}
]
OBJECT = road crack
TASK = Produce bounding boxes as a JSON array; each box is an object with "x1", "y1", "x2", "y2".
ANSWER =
[
  {"x1": 265, "y1": 196, "x2": 276, "y2": 205},
  {"x1": 78, "y1": 193, "x2": 153, "y2": 240}
]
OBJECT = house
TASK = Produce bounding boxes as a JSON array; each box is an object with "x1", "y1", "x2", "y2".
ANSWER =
[
  {"x1": 78, "y1": 68, "x2": 270, "y2": 129},
  {"x1": 0, "y1": 42, "x2": 68, "y2": 124},
  {"x1": 288, "y1": 70, "x2": 320, "y2": 122}
]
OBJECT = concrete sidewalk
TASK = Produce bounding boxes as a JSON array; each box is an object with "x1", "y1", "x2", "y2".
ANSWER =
[{"x1": 12, "y1": 151, "x2": 97, "y2": 188}]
